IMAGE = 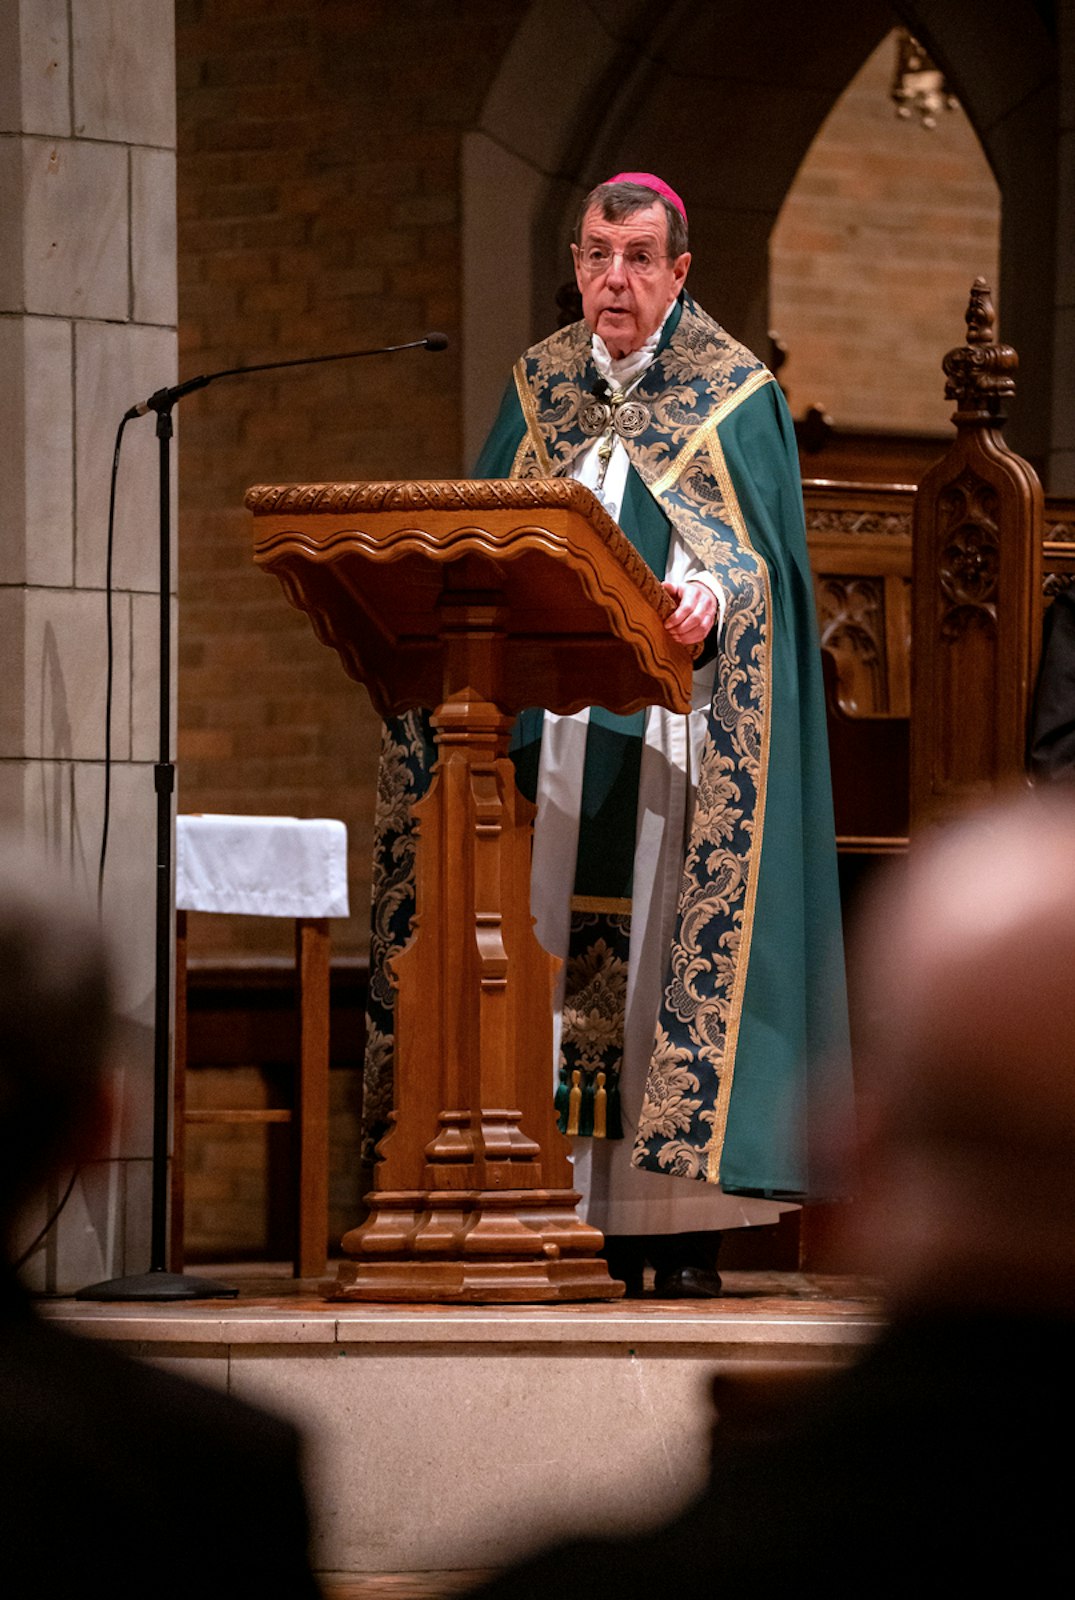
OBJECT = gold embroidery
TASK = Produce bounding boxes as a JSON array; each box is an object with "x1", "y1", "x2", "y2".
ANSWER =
[
  {"x1": 512, "y1": 359, "x2": 553, "y2": 475},
  {"x1": 511, "y1": 434, "x2": 537, "y2": 477},
  {"x1": 701, "y1": 425, "x2": 773, "y2": 1183},
  {"x1": 650, "y1": 369, "x2": 774, "y2": 498},
  {"x1": 570, "y1": 893, "x2": 633, "y2": 915}
]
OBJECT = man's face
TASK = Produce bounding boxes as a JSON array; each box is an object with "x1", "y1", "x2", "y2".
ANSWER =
[{"x1": 572, "y1": 201, "x2": 691, "y2": 359}]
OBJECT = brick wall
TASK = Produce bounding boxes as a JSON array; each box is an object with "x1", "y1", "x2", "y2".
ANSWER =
[
  {"x1": 175, "y1": 0, "x2": 516, "y2": 958},
  {"x1": 177, "y1": 13, "x2": 1002, "y2": 966},
  {"x1": 771, "y1": 30, "x2": 1001, "y2": 435},
  {"x1": 182, "y1": 1064, "x2": 364, "y2": 1259}
]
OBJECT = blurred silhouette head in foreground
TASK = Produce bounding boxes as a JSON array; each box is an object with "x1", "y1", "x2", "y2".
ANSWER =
[
  {"x1": 0, "y1": 842, "x2": 324, "y2": 1597},
  {"x1": 464, "y1": 791, "x2": 1075, "y2": 1600},
  {"x1": 843, "y1": 788, "x2": 1075, "y2": 1317},
  {"x1": 0, "y1": 843, "x2": 112, "y2": 1256}
]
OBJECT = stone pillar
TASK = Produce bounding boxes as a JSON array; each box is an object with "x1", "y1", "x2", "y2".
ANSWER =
[{"x1": 0, "y1": 0, "x2": 176, "y2": 1290}]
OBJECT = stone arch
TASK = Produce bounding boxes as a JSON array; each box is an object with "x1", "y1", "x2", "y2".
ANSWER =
[
  {"x1": 462, "y1": 0, "x2": 895, "y2": 460},
  {"x1": 888, "y1": 1, "x2": 1062, "y2": 471},
  {"x1": 464, "y1": 0, "x2": 1066, "y2": 479},
  {"x1": 770, "y1": 31, "x2": 1001, "y2": 437}
]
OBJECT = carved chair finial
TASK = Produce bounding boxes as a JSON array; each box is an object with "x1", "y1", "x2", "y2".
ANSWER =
[
  {"x1": 942, "y1": 278, "x2": 1017, "y2": 413},
  {"x1": 964, "y1": 277, "x2": 995, "y2": 345}
]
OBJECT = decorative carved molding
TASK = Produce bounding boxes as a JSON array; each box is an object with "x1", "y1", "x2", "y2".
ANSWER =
[
  {"x1": 247, "y1": 476, "x2": 673, "y2": 624},
  {"x1": 247, "y1": 474, "x2": 621, "y2": 530},
  {"x1": 817, "y1": 578, "x2": 885, "y2": 716},
  {"x1": 937, "y1": 470, "x2": 1001, "y2": 641},
  {"x1": 806, "y1": 508, "x2": 912, "y2": 539}
]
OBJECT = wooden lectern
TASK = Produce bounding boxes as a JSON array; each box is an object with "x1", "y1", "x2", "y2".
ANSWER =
[{"x1": 248, "y1": 478, "x2": 693, "y2": 1302}]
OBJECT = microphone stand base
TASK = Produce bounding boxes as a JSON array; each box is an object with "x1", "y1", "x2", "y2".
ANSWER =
[{"x1": 75, "y1": 1268, "x2": 239, "y2": 1301}]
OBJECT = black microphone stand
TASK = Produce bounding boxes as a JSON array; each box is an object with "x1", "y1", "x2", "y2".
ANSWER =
[{"x1": 78, "y1": 333, "x2": 447, "y2": 1301}]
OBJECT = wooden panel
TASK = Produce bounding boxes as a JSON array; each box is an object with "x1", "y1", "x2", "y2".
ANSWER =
[
  {"x1": 174, "y1": 928, "x2": 344, "y2": 1277},
  {"x1": 185, "y1": 1108, "x2": 293, "y2": 1124},
  {"x1": 796, "y1": 425, "x2": 948, "y2": 486},
  {"x1": 806, "y1": 486, "x2": 1075, "y2": 718},
  {"x1": 805, "y1": 480, "x2": 1074, "y2": 850},
  {"x1": 821, "y1": 653, "x2": 909, "y2": 845},
  {"x1": 911, "y1": 282, "x2": 1043, "y2": 824}
]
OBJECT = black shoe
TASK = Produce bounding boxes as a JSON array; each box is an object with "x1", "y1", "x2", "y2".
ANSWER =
[
  {"x1": 649, "y1": 1231, "x2": 724, "y2": 1298},
  {"x1": 652, "y1": 1263, "x2": 724, "y2": 1299},
  {"x1": 600, "y1": 1235, "x2": 646, "y2": 1297}
]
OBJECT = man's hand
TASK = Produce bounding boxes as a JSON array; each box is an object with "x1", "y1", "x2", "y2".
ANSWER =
[{"x1": 662, "y1": 580, "x2": 718, "y2": 647}]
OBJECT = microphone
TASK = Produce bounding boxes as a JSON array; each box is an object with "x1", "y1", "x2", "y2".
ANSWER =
[
  {"x1": 125, "y1": 332, "x2": 450, "y2": 419},
  {"x1": 591, "y1": 377, "x2": 614, "y2": 404}
]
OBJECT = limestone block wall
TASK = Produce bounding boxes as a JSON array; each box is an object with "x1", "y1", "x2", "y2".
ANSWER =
[{"x1": 0, "y1": 0, "x2": 177, "y2": 1291}]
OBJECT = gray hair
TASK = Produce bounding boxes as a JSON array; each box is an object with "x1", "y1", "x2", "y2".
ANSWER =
[{"x1": 573, "y1": 180, "x2": 689, "y2": 260}]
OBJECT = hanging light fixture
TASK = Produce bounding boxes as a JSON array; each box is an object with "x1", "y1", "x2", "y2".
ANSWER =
[{"x1": 891, "y1": 30, "x2": 958, "y2": 129}]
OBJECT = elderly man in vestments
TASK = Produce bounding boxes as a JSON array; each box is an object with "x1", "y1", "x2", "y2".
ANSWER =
[{"x1": 364, "y1": 174, "x2": 851, "y2": 1296}]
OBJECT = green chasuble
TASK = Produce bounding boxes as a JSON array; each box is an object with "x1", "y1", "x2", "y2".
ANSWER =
[{"x1": 364, "y1": 294, "x2": 852, "y2": 1201}]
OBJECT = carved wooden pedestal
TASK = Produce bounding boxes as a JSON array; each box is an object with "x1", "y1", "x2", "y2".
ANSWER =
[
  {"x1": 338, "y1": 645, "x2": 615, "y2": 1301},
  {"x1": 249, "y1": 478, "x2": 692, "y2": 1302}
]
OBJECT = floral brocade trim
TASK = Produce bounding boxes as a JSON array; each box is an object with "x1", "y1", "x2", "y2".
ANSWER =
[
  {"x1": 626, "y1": 418, "x2": 770, "y2": 1182},
  {"x1": 649, "y1": 368, "x2": 775, "y2": 498},
  {"x1": 699, "y1": 427, "x2": 772, "y2": 1182},
  {"x1": 556, "y1": 910, "x2": 630, "y2": 1140},
  {"x1": 362, "y1": 709, "x2": 435, "y2": 1175}
]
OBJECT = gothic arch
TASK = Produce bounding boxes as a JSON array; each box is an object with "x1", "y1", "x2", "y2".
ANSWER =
[
  {"x1": 464, "y1": 0, "x2": 1065, "y2": 477},
  {"x1": 889, "y1": 1, "x2": 1061, "y2": 468},
  {"x1": 462, "y1": 0, "x2": 894, "y2": 459}
]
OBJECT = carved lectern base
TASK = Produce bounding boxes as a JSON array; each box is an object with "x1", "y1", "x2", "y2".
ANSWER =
[
  {"x1": 324, "y1": 1188, "x2": 624, "y2": 1303},
  {"x1": 248, "y1": 487, "x2": 691, "y2": 1307}
]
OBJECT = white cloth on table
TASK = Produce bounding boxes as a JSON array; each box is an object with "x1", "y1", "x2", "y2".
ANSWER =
[{"x1": 176, "y1": 815, "x2": 349, "y2": 918}]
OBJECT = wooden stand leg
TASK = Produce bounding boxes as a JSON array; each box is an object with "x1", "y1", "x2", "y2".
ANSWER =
[
  {"x1": 296, "y1": 916, "x2": 330, "y2": 1278},
  {"x1": 328, "y1": 681, "x2": 619, "y2": 1304},
  {"x1": 170, "y1": 909, "x2": 188, "y2": 1273}
]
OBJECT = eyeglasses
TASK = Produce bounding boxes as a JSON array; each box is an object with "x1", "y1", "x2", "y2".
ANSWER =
[{"x1": 574, "y1": 245, "x2": 672, "y2": 280}]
